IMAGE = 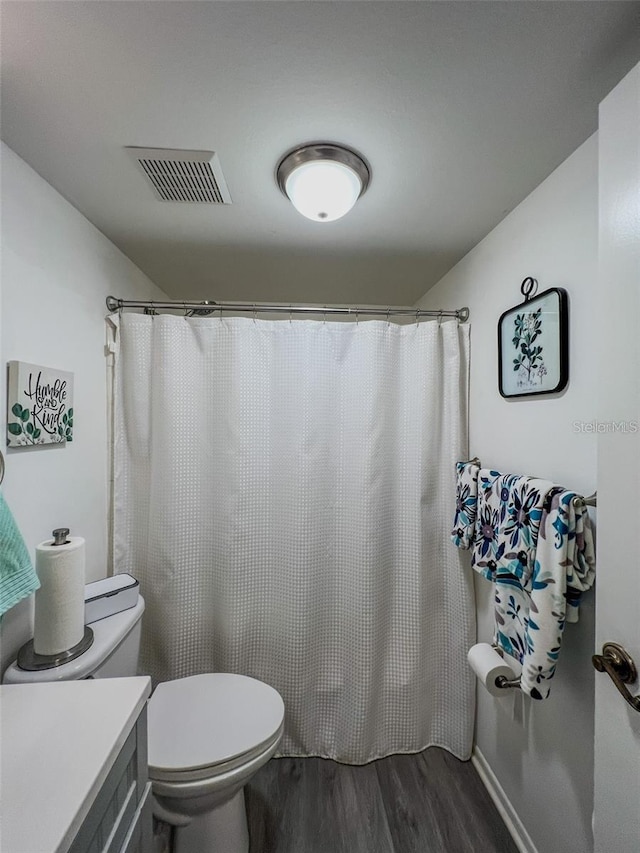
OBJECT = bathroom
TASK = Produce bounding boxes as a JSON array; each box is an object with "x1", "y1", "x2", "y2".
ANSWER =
[{"x1": 1, "y1": 2, "x2": 639, "y2": 852}]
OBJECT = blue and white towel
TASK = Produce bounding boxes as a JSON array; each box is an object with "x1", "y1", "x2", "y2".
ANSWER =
[
  {"x1": 471, "y1": 469, "x2": 554, "y2": 581},
  {"x1": 451, "y1": 459, "x2": 480, "y2": 550},
  {"x1": 453, "y1": 465, "x2": 596, "y2": 699},
  {"x1": 516, "y1": 490, "x2": 596, "y2": 698}
]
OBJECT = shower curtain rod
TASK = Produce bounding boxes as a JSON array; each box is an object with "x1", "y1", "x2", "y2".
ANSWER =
[{"x1": 106, "y1": 296, "x2": 470, "y2": 322}]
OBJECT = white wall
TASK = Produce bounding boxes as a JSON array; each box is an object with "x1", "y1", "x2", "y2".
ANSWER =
[
  {"x1": 0, "y1": 143, "x2": 167, "y2": 672},
  {"x1": 416, "y1": 135, "x2": 598, "y2": 853}
]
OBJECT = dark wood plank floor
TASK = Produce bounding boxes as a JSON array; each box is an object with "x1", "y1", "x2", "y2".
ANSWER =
[{"x1": 246, "y1": 748, "x2": 518, "y2": 853}]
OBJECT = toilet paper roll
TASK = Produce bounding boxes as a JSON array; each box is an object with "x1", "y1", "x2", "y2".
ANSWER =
[
  {"x1": 467, "y1": 643, "x2": 518, "y2": 696},
  {"x1": 34, "y1": 536, "x2": 85, "y2": 656}
]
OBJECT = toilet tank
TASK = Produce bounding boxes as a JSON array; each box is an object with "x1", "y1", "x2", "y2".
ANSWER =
[
  {"x1": 2, "y1": 597, "x2": 145, "y2": 684},
  {"x1": 89, "y1": 598, "x2": 144, "y2": 679}
]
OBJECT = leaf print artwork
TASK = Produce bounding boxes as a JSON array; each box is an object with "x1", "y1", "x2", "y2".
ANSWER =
[
  {"x1": 512, "y1": 308, "x2": 548, "y2": 389},
  {"x1": 498, "y1": 287, "x2": 568, "y2": 398}
]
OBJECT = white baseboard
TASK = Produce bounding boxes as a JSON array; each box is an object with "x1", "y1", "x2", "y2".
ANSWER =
[{"x1": 471, "y1": 746, "x2": 539, "y2": 853}]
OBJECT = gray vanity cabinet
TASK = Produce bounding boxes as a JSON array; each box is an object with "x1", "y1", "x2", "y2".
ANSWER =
[{"x1": 68, "y1": 707, "x2": 152, "y2": 853}]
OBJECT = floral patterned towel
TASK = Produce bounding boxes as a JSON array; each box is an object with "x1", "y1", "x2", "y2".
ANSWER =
[
  {"x1": 471, "y1": 469, "x2": 554, "y2": 581},
  {"x1": 451, "y1": 460, "x2": 480, "y2": 550},
  {"x1": 513, "y1": 490, "x2": 596, "y2": 699}
]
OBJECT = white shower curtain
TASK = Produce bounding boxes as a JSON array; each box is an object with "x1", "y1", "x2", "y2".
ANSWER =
[{"x1": 112, "y1": 313, "x2": 475, "y2": 763}]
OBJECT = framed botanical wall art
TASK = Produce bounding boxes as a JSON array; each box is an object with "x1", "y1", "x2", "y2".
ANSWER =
[
  {"x1": 6, "y1": 361, "x2": 74, "y2": 447},
  {"x1": 498, "y1": 280, "x2": 568, "y2": 398}
]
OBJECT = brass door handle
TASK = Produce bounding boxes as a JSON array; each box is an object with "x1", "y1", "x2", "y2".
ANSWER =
[{"x1": 592, "y1": 642, "x2": 640, "y2": 712}]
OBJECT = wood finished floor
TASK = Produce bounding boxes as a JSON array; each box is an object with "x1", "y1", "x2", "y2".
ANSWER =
[{"x1": 245, "y1": 748, "x2": 518, "y2": 853}]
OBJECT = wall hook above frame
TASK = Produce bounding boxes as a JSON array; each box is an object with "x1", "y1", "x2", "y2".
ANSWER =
[{"x1": 520, "y1": 276, "x2": 539, "y2": 302}]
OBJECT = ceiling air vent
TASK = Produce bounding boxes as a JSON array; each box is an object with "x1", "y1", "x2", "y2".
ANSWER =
[{"x1": 125, "y1": 147, "x2": 232, "y2": 204}]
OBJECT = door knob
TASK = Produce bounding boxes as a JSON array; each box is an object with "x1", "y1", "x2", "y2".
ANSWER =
[{"x1": 592, "y1": 642, "x2": 640, "y2": 712}]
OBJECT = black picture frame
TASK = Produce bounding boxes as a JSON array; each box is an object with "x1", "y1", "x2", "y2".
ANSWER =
[{"x1": 498, "y1": 287, "x2": 569, "y2": 398}]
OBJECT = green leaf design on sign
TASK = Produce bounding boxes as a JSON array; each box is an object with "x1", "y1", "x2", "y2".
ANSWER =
[
  {"x1": 11, "y1": 403, "x2": 23, "y2": 418},
  {"x1": 25, "y1": 422, "x2": 34, "y2": 435},
  {"x1": 33, "y1": 428, "x2": 41, "y2": 439},
  {"x1": 20, "y1": 409, "x2": 30, "y2": 422},
  {"x1": 8, "y1": 423, "x2": 22, "y2": 436}
]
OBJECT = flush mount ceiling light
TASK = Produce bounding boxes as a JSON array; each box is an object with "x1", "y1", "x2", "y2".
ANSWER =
[{"x1": 276, "y1": 143, "x2": 371, "y2": 223}]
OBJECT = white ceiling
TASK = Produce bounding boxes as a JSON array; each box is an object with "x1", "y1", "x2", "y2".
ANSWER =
[{"x1": 2, "y1": 1, "x2": 639, "y2": 305}]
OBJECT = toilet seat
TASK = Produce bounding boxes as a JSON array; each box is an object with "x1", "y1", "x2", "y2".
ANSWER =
[{"x1": 147, "y1": 673, "x2": 285, "y2": 784}]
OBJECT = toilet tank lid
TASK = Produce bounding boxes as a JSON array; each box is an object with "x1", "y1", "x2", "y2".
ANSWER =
[{"x1": 84, "y1": 573, "x2": 138, "y2": 602}]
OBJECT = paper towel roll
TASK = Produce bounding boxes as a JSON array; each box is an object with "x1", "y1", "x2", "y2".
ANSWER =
[
  {"x1": 467, "y1": 643, "x2": 518, "y2": 696},
  {"x1": 34, "y1": 536, "x2": 85, "y2": 655}
]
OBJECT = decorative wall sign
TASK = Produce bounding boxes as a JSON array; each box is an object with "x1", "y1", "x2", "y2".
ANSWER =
[
  {"x1": 498, "y1": 278, "x2": 568, "y2": 398},
  {"x1": 6, "y1": 361, "x2": 74, "y2": 447}
]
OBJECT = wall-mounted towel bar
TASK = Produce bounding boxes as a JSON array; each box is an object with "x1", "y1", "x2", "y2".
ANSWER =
[
  {"x1": 574, "y1": 491, "x2": 597, "y2": 508},
  {"x1": 461, "y1": 459, "x2": 596, "y2": 510}
]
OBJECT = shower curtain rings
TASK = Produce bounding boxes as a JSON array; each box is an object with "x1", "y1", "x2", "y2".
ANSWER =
[
  {"x1": 289, "y1": 305, "x2": 293, "y2": 324},
  {"x1": 438, "y1": 310, "x2": 443, "y2": 326},
  {"x1": 386, "y1": 307, "x2": 391, "y2": 328},
  {"x1": 415, "y1": 309, "x2": 420, "y2": 325},
  {"x1": 252, "y1": 304, "x2": 257, "y2": 324}
]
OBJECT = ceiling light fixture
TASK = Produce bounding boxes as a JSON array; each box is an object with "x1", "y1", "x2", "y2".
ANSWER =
[{"x1": 276, "y1": 142, "x2": 371, "y2": 223}]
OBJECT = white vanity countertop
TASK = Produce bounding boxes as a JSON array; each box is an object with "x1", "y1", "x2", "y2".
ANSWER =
[{"x1": 1, "y1": 676, "x2": 151, "y2": 853}]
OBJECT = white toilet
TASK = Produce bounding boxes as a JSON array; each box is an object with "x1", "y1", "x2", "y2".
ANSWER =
[{"x1": 3, "y1": 597, "x2": 285, "y2": 853}]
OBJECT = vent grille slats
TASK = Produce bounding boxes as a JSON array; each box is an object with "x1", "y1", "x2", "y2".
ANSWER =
[
  {"x1": 126, "y1": 147, "x2": 232, "y2": 204},
  {"x1": 139, "y1": 158, "x2": 225, "y2": 203}
]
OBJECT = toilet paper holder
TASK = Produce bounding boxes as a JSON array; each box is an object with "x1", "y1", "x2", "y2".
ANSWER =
[
  {"x1": 491, "y1": 644, "x2": 522, "y2": 690},
  {"x1": 495, "y1": 673, "x2": 521, "y2": 690}
]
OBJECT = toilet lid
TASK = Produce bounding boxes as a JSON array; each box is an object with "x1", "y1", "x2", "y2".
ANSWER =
[{"x1": 147, "y1": 673, "x2": 285, "y2": 775}]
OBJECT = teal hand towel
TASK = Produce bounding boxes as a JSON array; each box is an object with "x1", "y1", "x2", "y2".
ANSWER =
[{"x1": 0, "y1": 492, "x2": 40, "y2": 616}]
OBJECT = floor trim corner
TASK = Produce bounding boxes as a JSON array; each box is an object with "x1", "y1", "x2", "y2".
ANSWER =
[{"x1": 471, "y1": 746, "x2": 539, "y2": 853}]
